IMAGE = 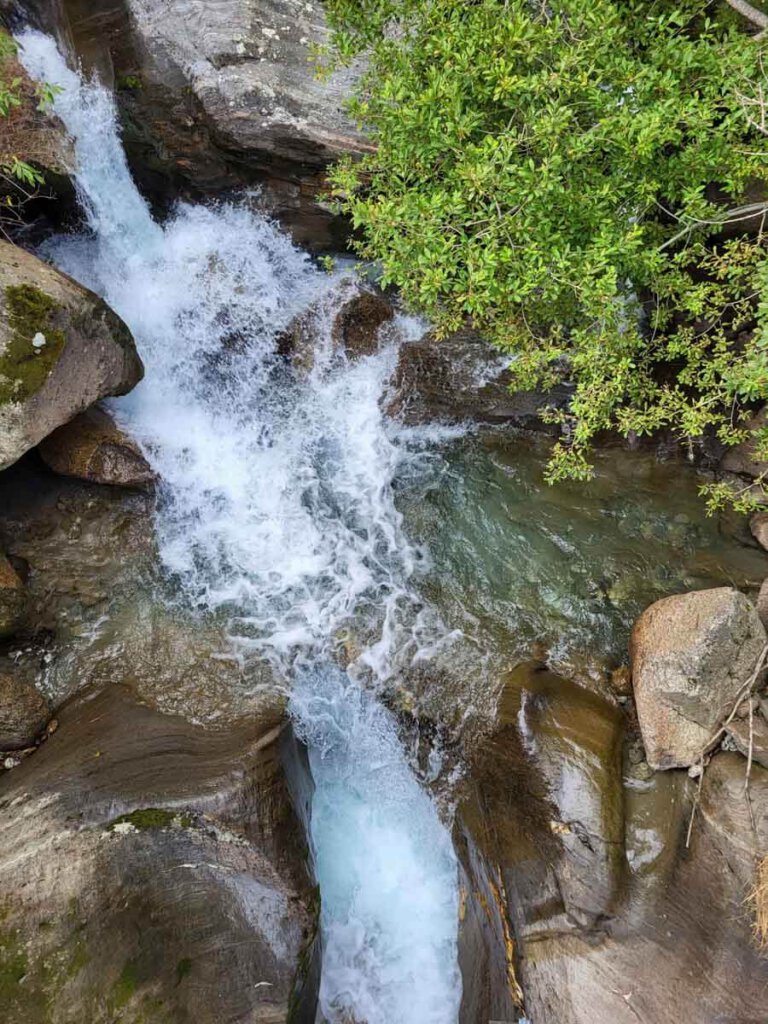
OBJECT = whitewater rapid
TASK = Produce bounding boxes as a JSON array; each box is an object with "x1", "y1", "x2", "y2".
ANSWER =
[{"x1": 18, "y1": 30, "x2": 462, "y2": 1024}]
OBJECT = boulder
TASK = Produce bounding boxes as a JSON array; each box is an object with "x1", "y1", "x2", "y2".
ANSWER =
[
  {"x1": 0, "y1": 671, "x2": 49, "y2": 749},
  {"x1": 385, "y1": 326, "x2": 571, "y2": 428},
  {"x1": 630, "y1": 587, "x2": 767, "y2": 769},
  {"x1": 50, "y1": 0, "x2": 370, "y2": 246},
  {"x1": 0, "y1": 552, "x2": 25, "y2": 639},
  {"x1": 0, "y1": 241, "x2": 143, "y2": 470},
  {"x1": 38, "y1": 405, "x2": 155, "y2": 487},
  {"x1": 0, "y1": 684, "x2": 318, "y2": 1022}
]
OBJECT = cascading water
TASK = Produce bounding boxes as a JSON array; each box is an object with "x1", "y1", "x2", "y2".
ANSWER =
[{"x1": 18, "y1": 31, "x2": 462, "y2": 1024}]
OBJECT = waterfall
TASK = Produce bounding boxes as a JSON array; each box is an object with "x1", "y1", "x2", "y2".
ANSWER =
[{"x1": 17, "y1": 30, "x2": 462, "y2": 1024}]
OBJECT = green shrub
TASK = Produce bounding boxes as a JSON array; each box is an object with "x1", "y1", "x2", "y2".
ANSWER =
[{"x1": 323, "y1": 1, "x2": 768, "y2": 509}]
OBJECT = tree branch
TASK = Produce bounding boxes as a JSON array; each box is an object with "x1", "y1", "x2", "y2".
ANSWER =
[{"x1": 724, "y1": 0, "x2": 768, "y2": 33}]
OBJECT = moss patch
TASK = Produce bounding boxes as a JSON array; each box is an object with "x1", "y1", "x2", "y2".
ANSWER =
[
  {"x1": 0, "y1": 284, "x2": 66, "y2": 404},
  {"x1": 175, "y1": 957, "x2": 192, "y2": 985},
  {"x1": 113, "y1": 958, "x2": 138, "y2": 1009},
  {"x1": 107, "y1": 808, "x2": 193, "y2": 831}
]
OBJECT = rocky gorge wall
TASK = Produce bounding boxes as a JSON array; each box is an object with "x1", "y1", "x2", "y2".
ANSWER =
[{"x1": 2, "y1": 7, "x2": 768, "y2": 1024}]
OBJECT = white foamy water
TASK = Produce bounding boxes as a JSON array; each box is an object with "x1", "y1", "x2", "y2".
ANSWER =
[{"x1": 18, "y1": 30, "x2": 462, "y2": 1024}]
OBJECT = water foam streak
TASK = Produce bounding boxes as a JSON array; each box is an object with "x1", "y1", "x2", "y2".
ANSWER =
[{"x1": 18, "y1": 30, "x2": 462, "y2": 1024}]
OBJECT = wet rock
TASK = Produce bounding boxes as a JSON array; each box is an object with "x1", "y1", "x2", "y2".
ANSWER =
[
  {"x1": 279, "y1": 280, "x2": 394, "y2": 373},
  {"x1": 0, "y1": 683, "x2": 318, "y2": 1022},
  {"x1": 385, "y1": 326, "x2": 571, "y2": 428},
  {"x1": 0, "y1": 241, "x2": 144, "y2": 470},
  {"x1": 38, "y1": 404, "x2": 155, "y2": 487},
  {"x1": 0, "y1": 671, "x2": 49, "y2": 749},
  {"x1": 630, "y1": 587, "x2": 767, "y2": 769},
  {"x1": 0, "y1": 551, "x2": 25, "y2": 639},
  {"x1": 331, "y1": 288, "x2": 394, "y2": 359}
]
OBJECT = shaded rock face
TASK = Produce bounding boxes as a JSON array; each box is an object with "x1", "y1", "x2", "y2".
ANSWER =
[
  {"x1": 42, "y1": 0, "x2": 369, "y2": 247},
  {"x1": 0, "y1": 241, "x2": 143, "y2": 470},
  {"x1": 751, "y1": 509, "x2": 768, "y2": 551},
  {"x1": 386, "y1": 327, "x2": 571, "y2": 428},
  {"x1": 459, "y1": 662, "x2": 768, "y2": 1024},
  {"x1": 630, "y1": 587, "x2": 767, "y2": 769},
  {"x1": 0, "y1": 684, "x2": 318, "y2": 1023},
  {"x1": 0, "y1": 671, "x2": 49, "y2": 749},
  {"x1": 721, "y1": 405, "x2": 768, "y2": 480},
  {"x1": 0, "y1": 551, "x2": 25, "y2": 639},
  {"x1": 38, "y1": 404, "x2": 155, "y2": 487}
]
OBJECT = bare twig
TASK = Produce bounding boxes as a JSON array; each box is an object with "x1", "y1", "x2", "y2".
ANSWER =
[{"x1": 685, "y1": 643, "x2": 768, "y2": 847}]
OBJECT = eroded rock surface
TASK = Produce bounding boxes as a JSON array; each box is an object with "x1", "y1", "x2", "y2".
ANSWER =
[
  {"x1": 0, "y1": 684, "x2": 318, "y2": 1023},
  {"x1": 0, "y1": 241, "x2": 143, "y2": 469},
  {"x1": 630, "y1": 587, "x2": 766, "y2": 769},
  {"x1": 38, "y1": 404, "x2": 155, "y2": 487},
  {"x1": 458, "y1": 661, "x2": 768, "y2": 1024}
]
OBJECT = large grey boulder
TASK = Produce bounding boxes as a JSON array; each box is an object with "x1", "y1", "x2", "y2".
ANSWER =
[
  {"x1": 49, "y1": 0, "x2": 369, "y2": 245},
  {"x1": 630, "y1": 587, "x2": 767, "y2": 770},
  {"x1": 0, "y1": 241, "x2": 143, "y2": 470}
]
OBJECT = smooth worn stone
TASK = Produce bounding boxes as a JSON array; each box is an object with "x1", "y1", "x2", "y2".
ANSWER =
[
  {"x1": 331, "y1": 288, "x2": 395, "y2": 359},
  {"x1": 0, "y1": 684, "x2": 318, "y2": 1023},
  {"x1": 0, "y1": 241, "x2": 143, "y2": 470},
  {"x1": 630, "y1": 587, "x2": 767, "y2": 769},
  {"x1": 385, "y1": 325, "x2": 572, "y2": 428},
  {"x1": 38, "y1": 405, "x2": 155, "y2": 488},
  {"x1": 0, "y1": 551, "x2": 25, "y2": 639},
  {"x1": 0, "y1": 671, "x2": 49, "y2": 750}
]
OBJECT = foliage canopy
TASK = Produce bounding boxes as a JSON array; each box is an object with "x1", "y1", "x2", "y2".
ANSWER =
[{"x1": 323, "y1": 0, "x2": 768, "y2": 508}]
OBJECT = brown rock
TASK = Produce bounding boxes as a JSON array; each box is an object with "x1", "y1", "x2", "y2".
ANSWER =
[
  {"x1": 0, "y1": 551, "x2": 25, "y2": 639},
  {"x1": 0, "y1": 672, "x2": 49, "y2": 749},
  {"x1": 630, "y1": 587, "x2": 767, "y2": 769},
  {"x1": 725, "y1": 714, "x2": 768, "y2": 769},
  {"x1": 758, "y1": 577, "x2": 768, "y2": 630},
  {"x1": 331, "y1": 289, "x2": 394, "y2": 358},
  {"x1": 721, "y1": 405, "x2": 768, "y2": 479},
  {"x1": 751, "y1": 510, "x2": 768, "y2": 551},
  {"x1": 38, "y1": 405, "x2": 155, "y2": 488},
  {"x1": 0, "y1": 241, "x2": 144, "y2": 470},
  {"x1": 386, "y1": 326, "x2": 571, "y2": 428}
]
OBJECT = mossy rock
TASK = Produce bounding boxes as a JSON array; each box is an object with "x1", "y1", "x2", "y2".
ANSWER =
[{"x1": 0, "y1": 284, "x2": 67, "y2": 405}]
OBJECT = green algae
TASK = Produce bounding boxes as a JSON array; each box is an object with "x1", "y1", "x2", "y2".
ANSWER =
[
  {"x1": 114, "y1": 958, "x2": 138, "y2": 1008},
  {"x1": 106, "y1": 807, "x2": 193, "y2": 832},
  {"x1": 175, "y1": 958, "x2": 192, "y2": 985},
  {"x1": 0, "y1": 284, "x2": 66, "y2": 404}
]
